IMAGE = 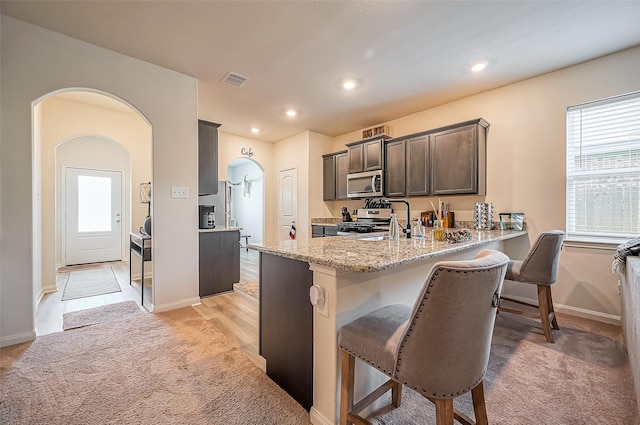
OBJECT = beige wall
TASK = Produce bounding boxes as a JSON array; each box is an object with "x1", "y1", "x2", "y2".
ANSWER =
[
  {"x1": 324, "y1": 46, "x2": 640, "y2": 321},
  {"x1": 273, "y1": 131, "x2": 310, "y2": 241},
  {"x1": 40, "y1": 96, "x2": 152, "y2": 291},
  {"x1": 1, "y1": 16, "x2": 198, "y2": 346}
]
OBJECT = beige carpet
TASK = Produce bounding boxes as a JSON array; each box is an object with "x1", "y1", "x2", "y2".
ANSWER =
[
  {"x1": 0, "y1": 306, "x2": 310, "y2": 425},
  {"x1": 2, "y1": 305, "x2": 638, "y2": 424},
  {"x1": 366, "y1": 313, "x2": 640, "y2": 425},
  {"x1": 61, "y1": 267, "x2": 121, "y2": 301},
  {"x1": 62, "y1": 301, "x2": 142, "y2": 330}
]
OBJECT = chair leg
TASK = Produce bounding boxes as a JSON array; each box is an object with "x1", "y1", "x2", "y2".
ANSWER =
[
  {"x1": 471, "y1": 381, "x2": 488, "y2": 425},
  {"x1": 434, "y1": 398, "x2": 454, "y2": 425},
  {"x1": 537, "y1": 285, "x2": 555, "y2": 343},
  {"x1": 391, "y1": 381, "x2": 402, "y2": 408},
  {"x1": 546, "y1": 286, "x2": 560, "y2": 330},
  {"x1": 340, "y1": 350, "x2": 355, "y2": 425}
]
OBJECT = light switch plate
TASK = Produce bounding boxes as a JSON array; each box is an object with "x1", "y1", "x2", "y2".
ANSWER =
[{"x1": 171, "y1": 186, "x2": 188, "y2": 199}]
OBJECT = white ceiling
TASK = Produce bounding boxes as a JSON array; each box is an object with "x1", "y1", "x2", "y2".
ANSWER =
[{"x1": 3, "y1": 1, "x2": 640, "y2": 142}]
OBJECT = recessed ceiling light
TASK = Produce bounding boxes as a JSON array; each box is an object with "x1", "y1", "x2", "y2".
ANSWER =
[
  {"x1": 471, "y1": 61, "x2": 488, "y2": 73},
  {"x1": 250, "y1": 127, "x2": 260, "y2": 134},
  {"x1": 342, "y1": 80, "x2": 357, "y2": 90},
  {"x1": 285, "y1": 109, "x2": 298, "y2": 117}
]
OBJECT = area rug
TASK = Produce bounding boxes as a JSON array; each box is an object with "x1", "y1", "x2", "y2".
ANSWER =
[
  {"x1": 233, "y1": 281, "x2": 259, "y2": 299},
  {"x1": 0, "y1": 307, "x2": 311, "y2": 425},
  {"x1": 62, "y1": 301, "x2": 142, "y2": 330},
  {"x1": 61, "y1": 267, "x2": 121, "y2": 300}
]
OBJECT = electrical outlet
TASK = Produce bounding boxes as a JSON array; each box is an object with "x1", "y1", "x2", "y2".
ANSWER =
[{"x1": 171, "y1": 186, "x2": 189, "y2": 199}]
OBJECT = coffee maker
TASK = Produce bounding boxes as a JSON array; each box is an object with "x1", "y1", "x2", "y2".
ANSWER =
[{"x1": 199, "y1": 205, "x2": 215, "y2": 229}]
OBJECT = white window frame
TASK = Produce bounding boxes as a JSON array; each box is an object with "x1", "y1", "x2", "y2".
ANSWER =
[{"x1": 566, "y1": 91, "x2": 640, "y2": 246}]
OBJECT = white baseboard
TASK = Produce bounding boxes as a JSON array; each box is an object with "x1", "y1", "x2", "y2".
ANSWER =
[
  {"x1": 555, "y1": 303, "x2": 620, "y2": 324},
  {"x1": 151, "y1": 297, "x2": 201, "y2": 313},
  {"x1": 501, "y1": 294, "x2": 621, "y2": 325},
  {"x1": 0, "y1": 330, "x2": 36, "y2": 348},
  {"x1": 310, "y1": 407, "x2": 333, "y2": 425}
]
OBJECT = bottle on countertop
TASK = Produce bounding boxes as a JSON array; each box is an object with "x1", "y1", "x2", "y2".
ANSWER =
[
  {"x1": 412, "y1": 217, "x2": 425, "y2": 239},
  {"x1": 389, "y1": 213, "x2": 401, "y2": 241},
  {"x1": 352, "y1": 209, "x2": 358, "y2": 222}
]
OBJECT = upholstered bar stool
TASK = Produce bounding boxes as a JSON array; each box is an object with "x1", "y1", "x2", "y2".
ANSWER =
[
  {"x1": 499, "y1": 230, "x2": 564, "y2": 343},
  {"x1": 338, "y1": 250, "x2": 509, "y2": 425}
]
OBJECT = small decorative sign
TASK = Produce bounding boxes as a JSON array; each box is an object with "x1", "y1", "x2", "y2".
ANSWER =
[
  {"x1": 241, "y1": 147, "x2": 254, "y2": 158},
  {"x1": 362, "y1": 124, "x2": 390, "y2": 139}
]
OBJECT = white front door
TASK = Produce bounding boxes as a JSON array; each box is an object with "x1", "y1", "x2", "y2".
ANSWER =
[
  {"x1": 278, "y1": 166, "x2": 297, "y2": 242},
  {"x1": 65, "y1": 167, "x2": 123, "y2": 265}
]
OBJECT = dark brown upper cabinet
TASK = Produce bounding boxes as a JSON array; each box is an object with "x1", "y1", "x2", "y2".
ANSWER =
[
  {"x1": 347, "y1": 137, "x2": 385, "y2": 173},
  {"x1": 385, "y1": 134, "x2": 429, "y2": 198},
  {"x1": 430, "y1": 119, "x2": 488, "y2": 196},
  {"x1": 327, "y1": 118, "x2": 488, "y2": 199},
  {"x1": 322, "y1": 150, "x2": 348, "y2": 200},
  {"x1": 335, "y1": 152, "x2": 349, "y2": 199},
  {"x1": 198, "y1": 119, "x2": 221, "y2": 196},
  {"x1": 406, "y1": 134, "x2": 430, "y2": 196},
  {"x1": 385, "y1": 139, "x2": 406, "y2": 197}
]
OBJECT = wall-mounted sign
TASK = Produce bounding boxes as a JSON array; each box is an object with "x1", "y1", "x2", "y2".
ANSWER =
[{"x1": 241, "y1": 147, "x2": 254, "y2": 158}]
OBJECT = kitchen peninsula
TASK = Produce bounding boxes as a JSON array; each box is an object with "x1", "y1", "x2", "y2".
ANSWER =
[{"x1": 250, "y1": 228, "x2": 528, "y2": 425}]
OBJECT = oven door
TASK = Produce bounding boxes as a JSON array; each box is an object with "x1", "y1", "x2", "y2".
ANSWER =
[{"x1": 347, "y1": 170, "x2": 383, "y2": 198}]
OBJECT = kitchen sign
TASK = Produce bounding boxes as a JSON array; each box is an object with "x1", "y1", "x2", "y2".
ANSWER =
[{"x1": 241, "y1": 147, "x2": 254, "y2": 158}]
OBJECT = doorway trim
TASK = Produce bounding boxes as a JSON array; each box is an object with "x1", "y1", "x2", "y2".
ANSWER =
[{"x1": 32, "y1": 88, "x2": 152, "y2": 301}]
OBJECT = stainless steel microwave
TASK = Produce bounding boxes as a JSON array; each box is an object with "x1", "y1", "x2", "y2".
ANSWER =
[{"x1": 347, "y1": 170, "x2": 384, "y2": 198}]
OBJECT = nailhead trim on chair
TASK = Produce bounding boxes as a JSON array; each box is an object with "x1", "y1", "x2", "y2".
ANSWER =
[{"x1": 396, "y1": 267, "x2": 495, "y2": 398}]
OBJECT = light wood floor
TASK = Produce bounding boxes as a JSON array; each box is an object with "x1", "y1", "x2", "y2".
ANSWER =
[
  {"x1": 37, "y1": 261, "x2": 141, "y2": 336},
  {"x1": 239, "y1": 247, "x2": 259, "y2": 284},
  {"x1": 193, "y1": 247, "x2": 261, "y2": 366},
  {"x1": 37, "y1": 248, "x2": 261, "y2": 367}
]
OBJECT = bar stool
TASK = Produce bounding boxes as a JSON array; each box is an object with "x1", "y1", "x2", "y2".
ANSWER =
[
  {"x1": 338, "y1": 250, "x2": 509, "y2": 425},
  {"x1": 499, "y1": 230, "x2": 564, "y2": 343},
  {"x1": 240, "y1": 234, "x2": 252, "y2": 252}
]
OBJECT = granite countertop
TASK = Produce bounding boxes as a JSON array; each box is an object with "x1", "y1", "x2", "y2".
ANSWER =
[
  {"x1": 249, "y1": 229, "x2": 526, "y2": 273},
  {"x1": 199, "y1": 226, "x2": 243, "y2": 233}
]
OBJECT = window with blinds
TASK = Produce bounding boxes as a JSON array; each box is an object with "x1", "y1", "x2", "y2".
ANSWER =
[{"x1": 566, "y1": 91, "x2": 640, "y2": 243}]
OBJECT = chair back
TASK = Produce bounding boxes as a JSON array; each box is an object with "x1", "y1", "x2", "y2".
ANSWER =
[
  {"x1": 394, "y1": 249, "x2": 509, "y2": 398},
  {"x1": 518, "y1": 230, "x2": 564, "y2": 285}
]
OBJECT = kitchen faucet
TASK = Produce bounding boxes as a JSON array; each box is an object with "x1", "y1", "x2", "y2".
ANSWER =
[{"x1": 382, "y1": 199, "x2": 412, "y2": 238}]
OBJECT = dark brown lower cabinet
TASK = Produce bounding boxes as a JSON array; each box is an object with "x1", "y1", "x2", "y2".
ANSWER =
[
  {"x1": 199, "y1": 231, "x2": 240, "y2": 297},
  {"x1": 260, "y1": 253, "x2": 313, "y2": 411}
]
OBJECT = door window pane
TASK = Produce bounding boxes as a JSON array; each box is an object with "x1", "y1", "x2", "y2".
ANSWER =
[{"x1": 78, "y1": 175, "x2": 111, "y2": 232}]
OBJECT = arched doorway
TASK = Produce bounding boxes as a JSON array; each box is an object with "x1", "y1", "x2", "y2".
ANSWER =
[
  {"x1": 33, "y1": 89, "x2": 152, "y2": 334},
  {"x1": 227, "y1": 158, "x2": 265, "y2": 244}
]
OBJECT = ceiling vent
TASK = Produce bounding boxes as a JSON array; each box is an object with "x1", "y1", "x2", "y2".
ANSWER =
[{"x1": 221, "y1": 71, "x2": 249, "y2": 88}]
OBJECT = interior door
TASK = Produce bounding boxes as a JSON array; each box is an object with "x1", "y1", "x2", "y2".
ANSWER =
[
  {"x1": 65, "y1": 167, "x2": 123, "y2": 265},
  {"x1": 278, "y1": 166, "x2": 297, "y2": 242}
]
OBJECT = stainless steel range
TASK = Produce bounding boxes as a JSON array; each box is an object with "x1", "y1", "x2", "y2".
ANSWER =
[{"x1": 336, "y1": 208, "x2": 392, "y2": 235}]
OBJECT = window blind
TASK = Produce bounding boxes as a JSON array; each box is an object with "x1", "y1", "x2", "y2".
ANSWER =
[{"x1": 566, "y1": 91, "x2": 640, "y2": 243}]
